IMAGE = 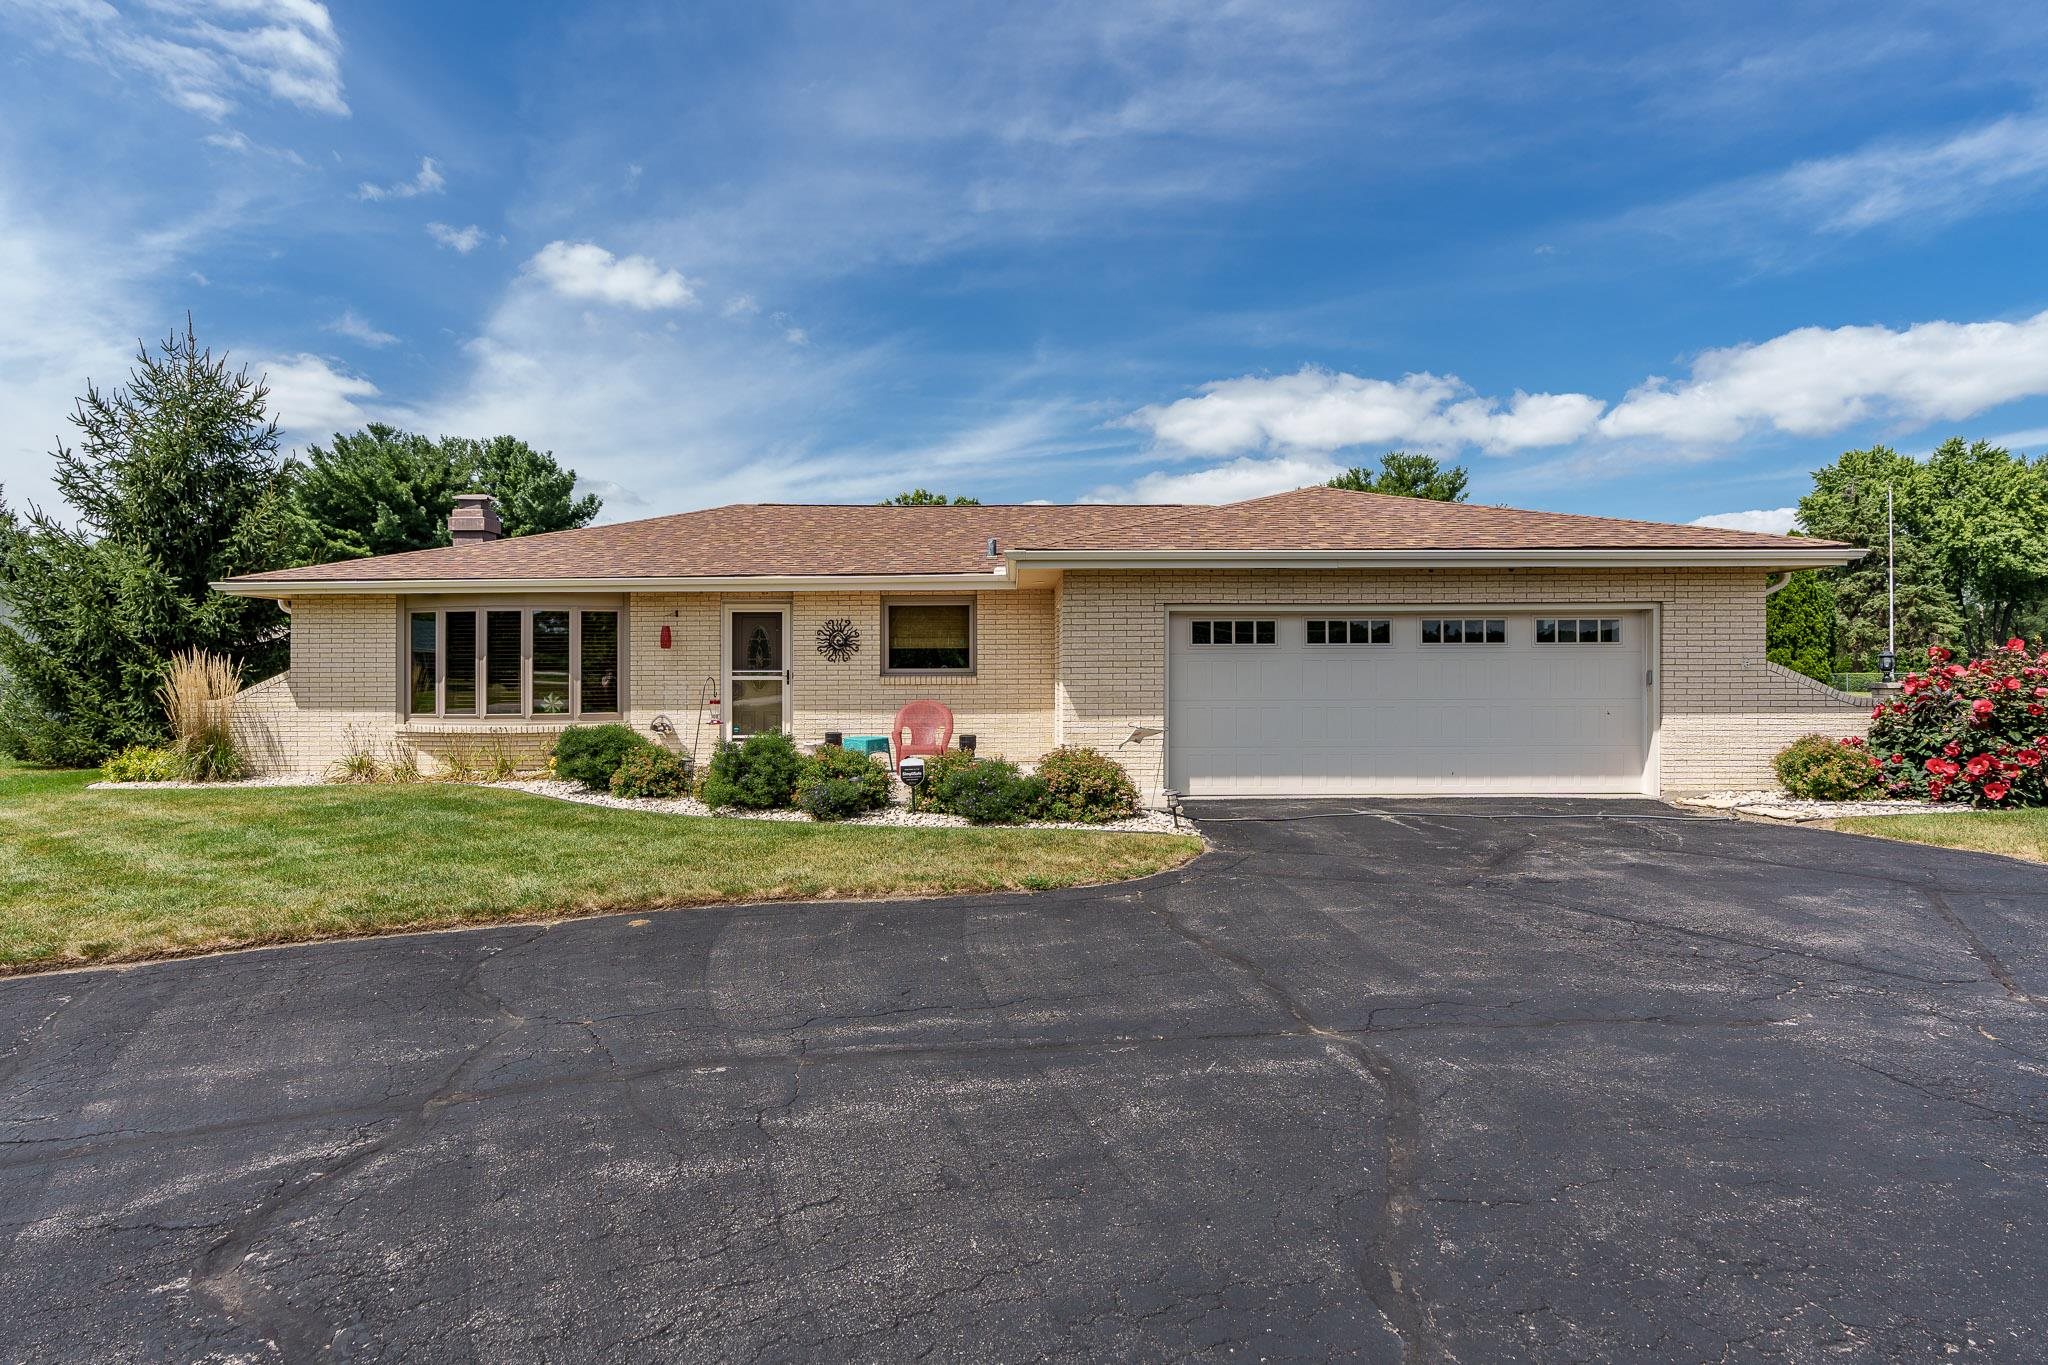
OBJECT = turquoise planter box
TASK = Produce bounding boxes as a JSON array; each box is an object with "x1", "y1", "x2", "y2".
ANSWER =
[{"x1": 842, "y1": 735, "x2": 891, "y2": 758}]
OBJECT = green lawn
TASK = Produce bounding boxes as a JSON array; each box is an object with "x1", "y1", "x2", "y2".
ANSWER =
[
  {"x1": 0, "y1": 765, "x2": 1202, "y2": 973},
  {"x1": 1827, "y1": 808, "x2": 2048, "y2": 865}
]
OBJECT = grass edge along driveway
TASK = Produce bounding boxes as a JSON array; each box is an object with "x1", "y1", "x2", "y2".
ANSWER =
[
  {"x1": 0, "y1": 765, "x2": 1203, "y2": 974},
  {"x1": 1824, "y1": 807, "x2": 2048, "y2": 865}
]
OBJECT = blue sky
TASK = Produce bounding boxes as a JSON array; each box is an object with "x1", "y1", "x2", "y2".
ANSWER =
[{"x1": 4, "y1": 1, "x2": 2048, "y2": 532}]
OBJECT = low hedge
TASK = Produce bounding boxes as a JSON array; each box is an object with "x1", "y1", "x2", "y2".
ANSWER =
[
  {"x1": 1772, "y1": 734, "x2": 1882, "y2": 801},
  {"x1": 553, "y1": 724, "x2": 654, "y2": 791},
  {"x1": 796, "y1": 745, "x2": 891, "y2": 821},
  {"x1": 702, "y1": 730, "x2": 806, "y2": 809}
]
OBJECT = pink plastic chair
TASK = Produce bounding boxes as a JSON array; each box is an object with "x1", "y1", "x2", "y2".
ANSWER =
[{"x1": 890, "y1": 700, "x2": 955, "y2": 771}]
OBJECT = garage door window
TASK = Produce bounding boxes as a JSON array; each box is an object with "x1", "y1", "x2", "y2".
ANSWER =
[
  {"x1": 1536, "y1": 618, "x2": 1622, "y2": 644},
  {"x1": 1421, "y1": 618, "x2": 1506, "y2": 645},
  {"x1": 1190, "y1": 619, "x2": 1275, "y2": 646},
  {"x1": 1306, "y1": 618, "x2": 1391, "y2": 645}
]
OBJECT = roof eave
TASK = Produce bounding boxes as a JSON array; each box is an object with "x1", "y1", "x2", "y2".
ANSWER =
[
  {"x1": 1003, "y1": 546, "x2": 1867, "y2": 570},
  {"x1": 211, "y1": 570, "x2": 1013, "y2": 598}
]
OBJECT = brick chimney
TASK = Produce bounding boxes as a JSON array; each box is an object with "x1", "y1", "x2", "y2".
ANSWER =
[{"x1": 449, "y1": 493, "x2": 502, "y2": 544}]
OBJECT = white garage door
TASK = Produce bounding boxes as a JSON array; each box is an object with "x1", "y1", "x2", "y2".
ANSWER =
[{"x1": 1167, "y1": 610, "x2": 1650, "y2": 796}]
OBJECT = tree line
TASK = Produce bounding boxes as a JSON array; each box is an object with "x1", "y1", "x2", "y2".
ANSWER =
[
  {"x1": 1768, "y1": 439, "x2": 2048, "y2": 681},
  {"x1": 0, "y1": 323, "x2": 601, "y2": 765}
]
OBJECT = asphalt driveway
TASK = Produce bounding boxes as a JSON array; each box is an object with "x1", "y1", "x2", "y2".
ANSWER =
[{"x1": 3, "y1": 800, "x2": 2046, "y2": 1362}]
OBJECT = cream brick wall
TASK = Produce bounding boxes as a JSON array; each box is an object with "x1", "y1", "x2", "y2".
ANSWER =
[
  {"x1": 232, "y1": 595, "x2": 401, "y2": 774},
  {"x1": 236, "y1": 588, "x2": 1055, "y2": 774},
  {"x1": 234, "y1": 571, "x2": 1861, "y2": 795},
  {"x1": 1052, "y1": 567, "x2": 1868, "y2": 800},
  {"x1": 623, "y1": 589, "x2": 1055, "y2": 764}
]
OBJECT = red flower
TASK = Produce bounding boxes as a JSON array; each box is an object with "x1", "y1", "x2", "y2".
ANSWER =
[
  {"x1": 1869, "y1": 704, "x2": 1885, "y2": 719},
  {"x1": 1983, "y1": 780, "x2": 2011, "y2": 801},
  {"x1": 1972, "y1": 698, "x2": 1996, "y2": 720},
  {"x1": 2008, "y1": 638, "x2": 2029, "y2": 653},
  {"x1": 2017, "y1": 749, "x2": 2043, "y2": 768},
  {"x1": 1965, "y1": 754, "x2": 1995, "y2": 779},
  {"x1": 1945, "y1": 664, "x2": 1967, "y2": 679},
  {"x1": 1944, "y1": 741, "x2": 1963, "y2": 758},
  {"x1": 1928, "y1": 646, "x2": 1952, "y2": 662},
  {"x1": 1928, "y1": 780, "x2": 1948, "y2": 799},
  {"x1": 2034, "y1": 686, "x2": 2047, "y2": 698},
  {"x1": 1890, "y1": 753, "x2": 1906, "y2": 765},
  {"x1": 2006, "y1": 677, "x2": 2025, "y2": 692},
  {"x1": 2032, "y1": 705, "x2": 2046, "y2": 718}
]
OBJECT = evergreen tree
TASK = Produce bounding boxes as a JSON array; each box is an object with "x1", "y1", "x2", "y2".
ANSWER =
[
  {"x1": 293, "y1": 425, "x2": 459, "y2": 560},
  {"x1": 444, "y1": 435, "x2": 602, "y2": 539},
  {"x1": 1764, "y1": 570, "x2": 1836, "y2": 682},
  {"x1": 1327, "y1": 451, "x2": 1469, "y2": 501},
  {"x1": 292, "y1": 430, "x2": 602, "y2": 559},
  {"x1": 0, "y1": 322, "x2": 299, "y2": 764}
]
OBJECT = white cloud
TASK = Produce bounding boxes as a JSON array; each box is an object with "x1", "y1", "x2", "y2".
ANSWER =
[
  {"x1": 356, "y1": 156, "x2": 443, "y2": 202},
  {"x1": 1599, "y1": 311, "x2": 2048, "y2": 444},
  {"x1": 721, "y1": 294, "x2": 760, "y2": 318},
  {"x1": 1120, "y1": 366, "x2": 1604, "y2": 458},
  {"x1": 255, "y1": 352, "x2": 381, "y2": 439},
  {"x1": 1124, "y1": 311, "x2": 2048, "y2": 475},
  {"x1": 322, "y1": 308, "x2": 395, "y2": 347},
  {"x1": 8, "y1": 0, "x2": 348, "y2": 120},
  {"x1": 425, "y1": 221, "x2": 485, "y2": 253},
  {"x1": 1689, "y1": 507, "x2": 1799, "y2": 534},
  {"x1": 522, "y1": 240, "x2": 697, "y2": 310},
  {"x1": 1088, "y1": 455, "x2": 1342, "y2": 505},
  {"x1": 783, "y1": 327, "x2": 808, "y2": 346},
  {"x1": 1626, "y1": 111, "x2": 2048, "y2": 260}
]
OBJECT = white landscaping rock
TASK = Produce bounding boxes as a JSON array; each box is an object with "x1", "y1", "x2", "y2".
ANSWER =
[{"x1": 1675, "y1": 789, "x2": 1979, "y2": 822}]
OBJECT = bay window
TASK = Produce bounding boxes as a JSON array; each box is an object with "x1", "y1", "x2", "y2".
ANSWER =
[{"x1": 408, "y1": 606, "x2": 623, "y2": 719}]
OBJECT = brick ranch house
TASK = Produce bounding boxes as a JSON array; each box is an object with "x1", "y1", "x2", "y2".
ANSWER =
[{"x1": 214, "y1": 485, "x2": 1869, "y2": 801}]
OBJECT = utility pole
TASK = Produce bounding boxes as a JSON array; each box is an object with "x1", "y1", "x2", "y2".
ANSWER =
[{"x1": 1886, "y1": 483, "x2": 1896, "y2": 674}]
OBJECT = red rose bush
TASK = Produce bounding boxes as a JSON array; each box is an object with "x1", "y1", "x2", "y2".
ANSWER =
[{"x1": 1864, "y1": 641, "x2": 2048, "y2": 807}]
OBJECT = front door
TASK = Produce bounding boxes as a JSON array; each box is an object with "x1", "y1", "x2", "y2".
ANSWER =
[{"x1": 727, "y1": 607, "x2": 790, "y2": 739}]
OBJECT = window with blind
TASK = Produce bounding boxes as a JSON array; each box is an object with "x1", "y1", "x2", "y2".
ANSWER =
[
  {"x1": 407, "y1": 607, "x2": 623, "y2": 718},
  {"x1": 883, "y1": 599, "x2": 975, "y2": 673}
]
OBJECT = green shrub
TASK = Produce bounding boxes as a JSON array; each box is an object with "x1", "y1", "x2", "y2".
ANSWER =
[
  {"x1": 100, "y1": 745, "x2": 188, "y2": 782},
  {"x1": 923, "y1": 754, "x2": 1046, "y2": 824},
  {"x1": 796, "y1": 745, "x2": 891, "y2": 821},
  {"x1": 609, "y1": 746, "x2": 693, "y2": 799},
  {"x1": 1032, "y1": 746, "x2": 1139, "y2": 823},
  {"x1": 701, "y1": 730, "x2": 806, "y2": 809},
  {"x1": 552, "y1": 724, "x2": 653, "y2": 791},
  {"x1": 1772, "y1": 734, "x2": 1882, "y2": 801},
  {"x1": 909, "y1": 749, "x2": 977, "y2": 810}
]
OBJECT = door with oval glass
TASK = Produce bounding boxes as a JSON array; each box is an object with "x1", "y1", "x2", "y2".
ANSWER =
[{"x1": 726, "y1": 606, "x2": 790, "y2": 738}]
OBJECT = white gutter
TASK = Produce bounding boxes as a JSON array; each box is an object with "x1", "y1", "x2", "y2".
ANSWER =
[
  {"x1": 212, "y1": 570, "x2": 1012, "y2": 598},
  {"x1": 1002, "y1": 546, "x2": 1866, "y2": 570}
]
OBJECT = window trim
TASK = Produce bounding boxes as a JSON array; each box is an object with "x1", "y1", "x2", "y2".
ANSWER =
[
  {"x1": 881, "y1": 596, "x2": 977, "y2": 676},
  {"x1": 1535, "y1": 617, "x2": 1624, "y2": 645},
  {"x1": 404, "y1": 600, "x2": 627, "y2": 721},
  {"x1": 1419, "y1": 617, "x2": 1508, "y2": 645},
  {"x1": 1190, "y1": 618, "x2": 1278, "y2": 647},
  {"x1": 1305, "y1": 618, "x2": 1393, "y2": 646}
]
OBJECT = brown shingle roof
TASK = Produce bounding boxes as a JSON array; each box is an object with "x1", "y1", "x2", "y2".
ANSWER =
[
  {"x1": 1010, "y1": 485, "x2": 1852, "y2": 553},
  {"x1": 221, "y1": 486, "x2": 1852, "y2": 587},
  {"x1": 232, "y1": 503, "x2": 1176, "y2": 583}
]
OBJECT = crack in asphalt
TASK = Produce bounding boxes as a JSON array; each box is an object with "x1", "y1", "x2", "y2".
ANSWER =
[
  {"x1": 183, "y1": 925, "x2": 551, "y2": 1358},
  {"x1": 1138, "y1": 900, "x2": 1436, "y2": 1364},
  {"x1": 1923, "y1": 888, "x2": 2045, "y2": 1010}
]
